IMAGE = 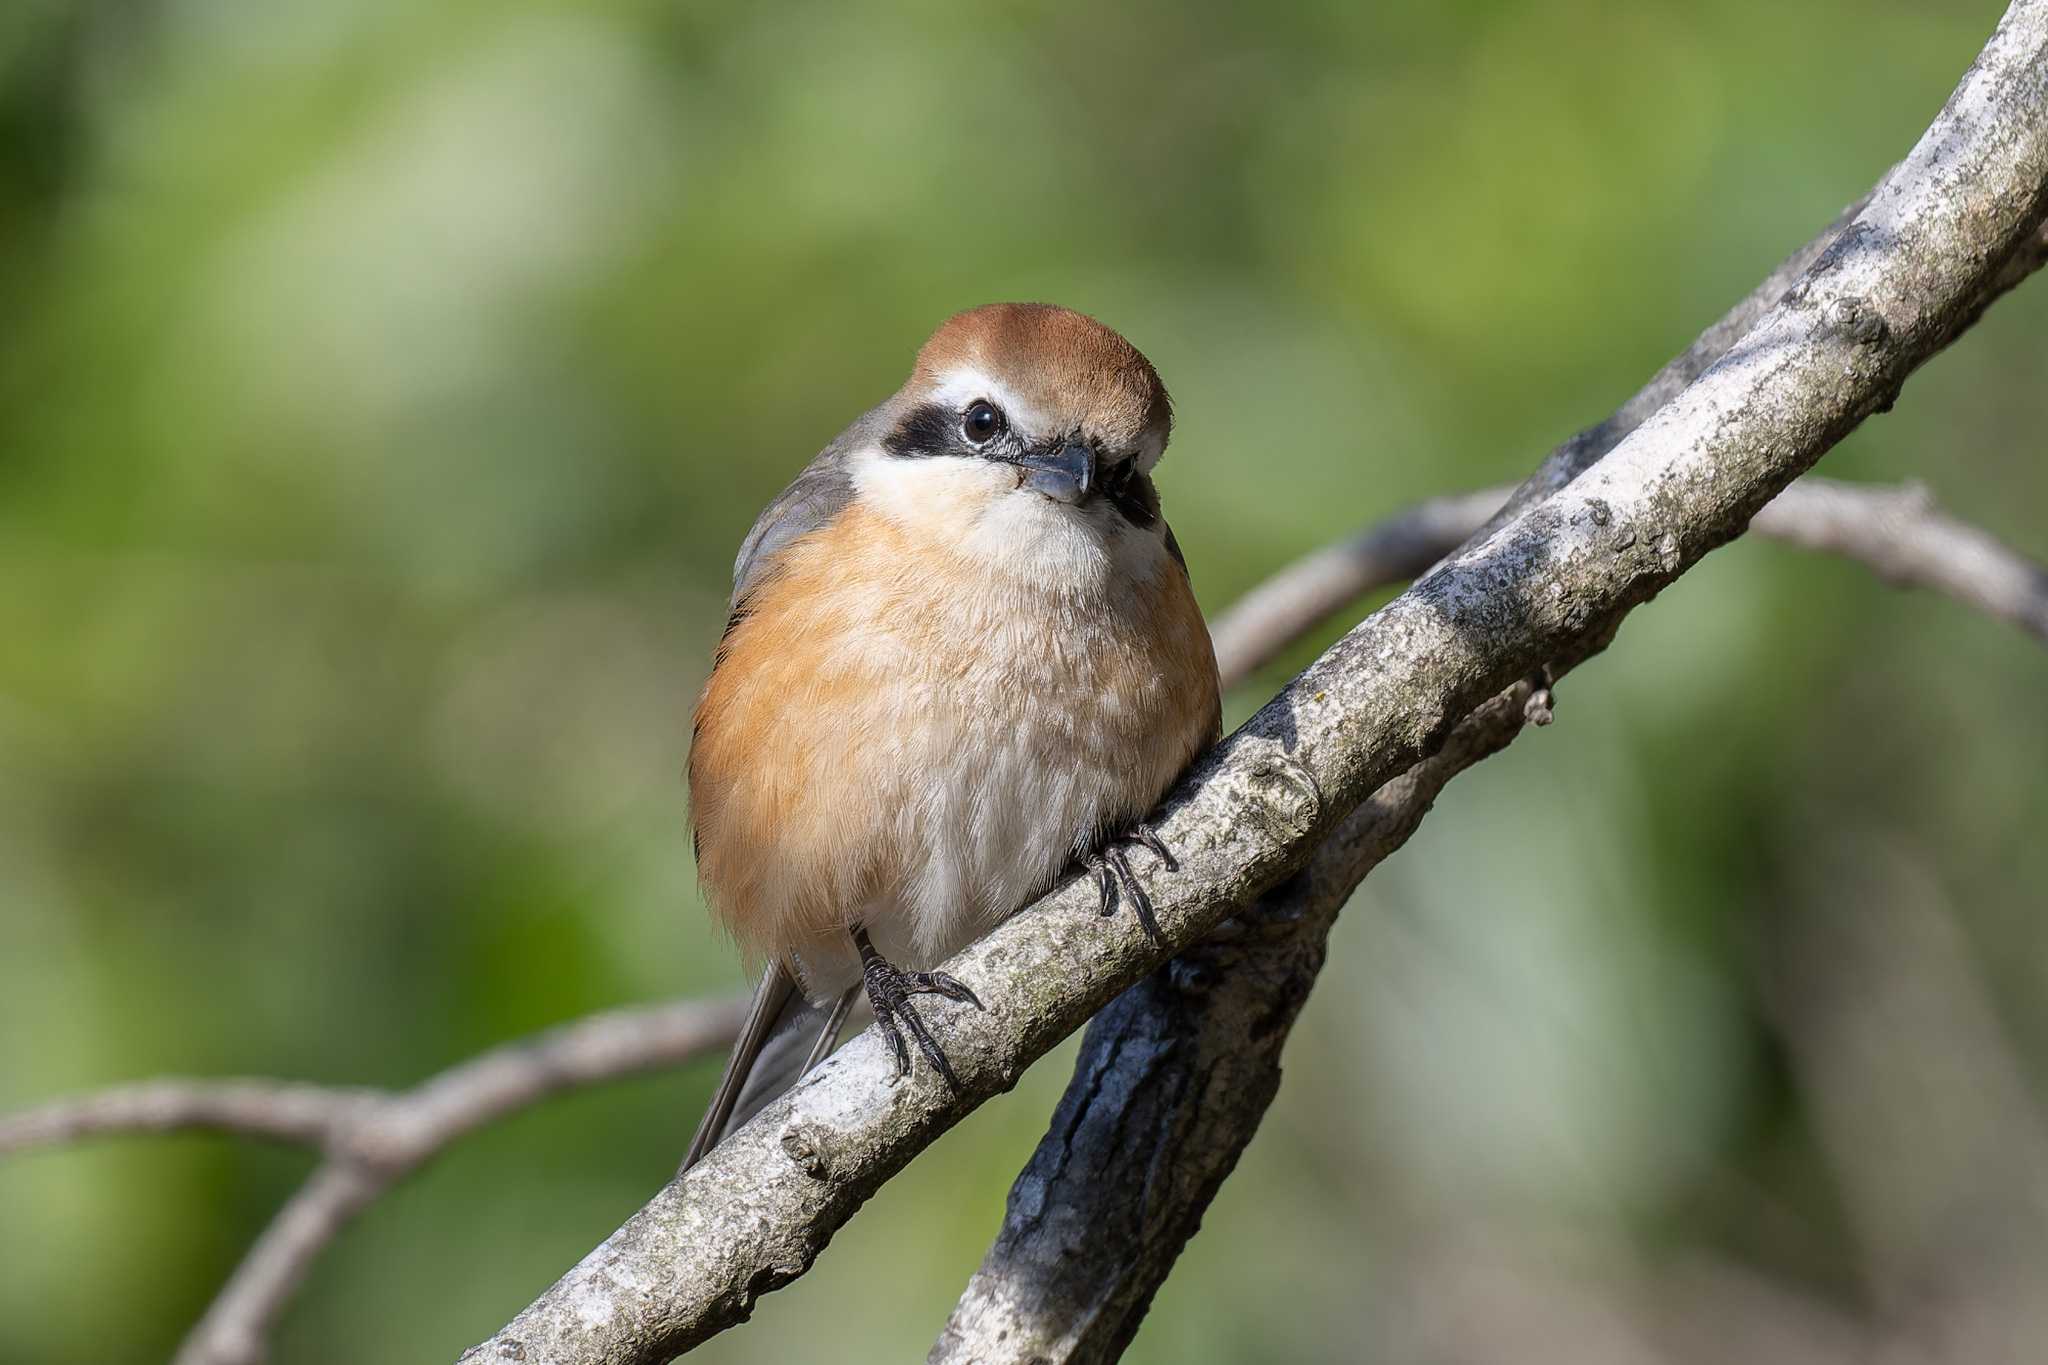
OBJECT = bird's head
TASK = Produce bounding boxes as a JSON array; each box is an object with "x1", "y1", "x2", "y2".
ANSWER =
[{"x1": 854, "y1": 303, "x2": 1178, "y2": 589}]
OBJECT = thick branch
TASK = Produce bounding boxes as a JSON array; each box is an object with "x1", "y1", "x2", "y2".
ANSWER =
[
  {"x1": 1210, "y1": 474, "x2": 2048, "y2": 689},
  {"x1": 462, "y1": 8, "x2": 2048, "y2": 1361},
  {"x1": 931, "y1": 675, "x2": 1551, "y2": 1364},
  {"x1": 1209, "y1": 489, "x2": 1506, "y2": 686},
  {"x1": 936, "y1": 24, "x2": 2048, "y2": 1361},
  {"x1": 17, "y1": 499, "x2": 2035, "y2": 1365},
  {"x1": 931, "y1": 474, "x2": 2048, "y2": 1363}
]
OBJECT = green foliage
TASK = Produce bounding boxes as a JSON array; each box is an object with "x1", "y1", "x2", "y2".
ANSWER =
[{"x1": 1, "y1": 2, "x2": 2043, "y2": 1362}]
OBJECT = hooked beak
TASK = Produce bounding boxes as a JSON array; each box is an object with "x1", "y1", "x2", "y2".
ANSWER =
[{"x1": 1011, "y1": 442, "x2": 1096, "y2": 505}]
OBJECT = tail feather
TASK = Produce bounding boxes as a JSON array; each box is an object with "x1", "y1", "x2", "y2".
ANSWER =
[{"x1": 681, "y1": 964, "x2": 857, "y2": 1172}]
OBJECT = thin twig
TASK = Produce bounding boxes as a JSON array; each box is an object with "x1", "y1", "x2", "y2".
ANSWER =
[
  {"x1": 1752, "y1": 480, "x2": 2048, "y2": 644},
  {"x1": 1209, "y1": 489, "x2": 1507, "y2": 687},
  {"x1": 1211, "y1": 475, "x2": 2048, "y2": 688},
  {"x1": 0, "y1": 1081, "x2": 382, "y2": 1156},
  {"x1": 0, "y1": 998, "x2": 744, "y2": 1365},
  {"x1": 3, "y1": 998, "x2": 745, "y2": 1164},
  {"x1": 174, "y1": 1163, "x2": 389, "y2": 1365}
]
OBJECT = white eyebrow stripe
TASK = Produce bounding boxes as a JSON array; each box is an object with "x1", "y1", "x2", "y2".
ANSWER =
[{"x1": 925, "y1": 367, "x2": 1052, "y2": 437}]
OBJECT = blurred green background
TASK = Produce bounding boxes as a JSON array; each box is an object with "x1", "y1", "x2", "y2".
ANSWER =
[{"x1": 3, "y1": 1, "x2": 2046, "y2": 1361}]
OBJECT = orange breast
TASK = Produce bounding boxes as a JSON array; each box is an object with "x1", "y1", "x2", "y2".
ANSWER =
[{"x1": 689, "y1": 503, "x2": 1218, "y2": 990}]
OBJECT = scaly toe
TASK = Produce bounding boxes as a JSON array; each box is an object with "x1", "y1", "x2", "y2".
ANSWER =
[{"x1": 1130, "y1": 823, "x2": 1177, "y2": 872}]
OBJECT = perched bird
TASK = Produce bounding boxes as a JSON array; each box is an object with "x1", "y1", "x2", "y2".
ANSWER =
[{"x1": 681, "y1": 303, "x2": 1220, "y2": 1170}]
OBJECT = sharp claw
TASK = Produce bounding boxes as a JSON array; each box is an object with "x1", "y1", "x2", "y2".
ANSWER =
[
  {"x1": 875, "y1": 1007, "x2": 911, "y2": 1076},
  {"x1": 1129, "y1": 892, "x2": 1162, "y2": 944},
  {"x1": 1107, "y1": 846, "x2": 1140, "y2": 901},
  {"x1": 1091, "y1": 858, "x2": 1118, "y2": 916},
  {"x1": 1122, "y1": 876, "x2": 1163, "y2": 944},
  {"x1": 1080, "y1": 828, "x2": 1174, "y2": 941},
  {"x1": 1131, "y1": 824, "x2": 1176, "y2": 871},
  {"x1": 899, "y1": 1005, "x2": 964, "y2": 1092},
  {"x1": 1106, "y1": 845, "x2": 1164, "y2": 945},
  {"x1": 853, "y1": 926, "x2": 972, "y2": 1088},
  {"x1": 925, "y1": 971, "x2": 983, "y2": 1010}
]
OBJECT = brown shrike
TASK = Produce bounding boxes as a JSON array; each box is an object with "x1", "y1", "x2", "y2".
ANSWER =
[{"x1": 681, "y1": 303, "x2": 1220, "y2": 1169}]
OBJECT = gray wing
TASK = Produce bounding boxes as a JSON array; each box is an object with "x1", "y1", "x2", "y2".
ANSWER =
[
  {"x1": 678, "y1": 407, "x2": 889, "y2": 1167},
  {"x1": 730, "y1": 402, "x2": 891, "y2": 603},
  {"x1": 679, "y1": 965, "x2": 858, "y2": 1172}
]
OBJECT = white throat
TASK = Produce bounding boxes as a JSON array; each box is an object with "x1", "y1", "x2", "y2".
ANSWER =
[{"x1": 847, "y1": 447, "x2": 1166, "y2": 597}]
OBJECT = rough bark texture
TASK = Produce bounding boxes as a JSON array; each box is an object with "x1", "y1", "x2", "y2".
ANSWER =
[
  {"x1": 462, "y1": 7, "x2": 2048, "y2": 1361},
  {"x1": 1203, "y1": 474, "x2": 2048, "y2": 698},
  {"x1": 5, "y1": 498, "x2": 2039, "y2": 1365},
  {"x1": 926, "y1": 7, "x2": 2048, "y2": 1357},
  {"x1": 930, "y1": 680, "x2": 1545, "y2": 1364},
  {"x1": 942, "y1": 471, "x2": 2048, "y2": 1365},
  {"x1": 929, "y1": 13, "x2": 2048, "y2": 1359}
]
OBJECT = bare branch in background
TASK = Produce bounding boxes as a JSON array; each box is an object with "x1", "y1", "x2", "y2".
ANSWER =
[
  {"x1": 458, "y1": 6, "x2": 2048, "y2": 1360},
  {"x1": 1208, "y1": 488, "x2": 1507, "y2": 686},
  {"x1": 2, "y1": 999, "x2": 746, "y2": 1168},
  {"x1": 1749, "y1": 480, "x2": 2048, "y2": 643},
  {"x1": 1211, "y1": 473, "x2": 2048, "y2": 688},
  {"x1": 0, "y1": 1082, "x2": 384, "y2": 1156},
  {"x1": 2, "y1": 999, "x2": 743, "y2": 1365},
  {"x1": 166, "y1": 996, "x2": 746, "y2": 1365}
]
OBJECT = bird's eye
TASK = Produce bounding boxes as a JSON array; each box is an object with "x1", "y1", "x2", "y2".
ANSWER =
[{"x1": 961, "y1": 401, "x2": 1005, "y2": 445}]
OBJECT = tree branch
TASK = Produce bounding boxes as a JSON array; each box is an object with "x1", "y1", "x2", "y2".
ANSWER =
[
  {"x1": 930, "y1": 473, "x2": 2048, "y2": 1364},
  {"x1": 935, "y1": 25, "x2": 2048, "y2": 1362},
  {"x1": 0, "y1": 1081, "x2": 384, "y2": 1155},
  {"x1": 928, "y1": 470, "x2": 2048, "y2": 1364},
  {"x1": 0, "y1": 999, "x2": 744, "y2": 1365},
  {"x1": 1749, "y1": 480, "x2": 2048, "y2": 644},
  {"x1": 1210, "y1": 473, "x2": 2048, "y2": 689},
  {"x1": 13, "y1": 475, "x2": 2037, "y2": 1365},
  {"x1": 931, "y1": 674, "x2": 1552, "y2": 1365},
  {"x1": 7, "y1": 502, "x2": 2038, "y2": 1365},
  {"x1": 1, "y1": 999, "x2": 746, "y2": 1165},
  {"x1": 461, "y1": 7, "x2": 2048, "y2": 1361}
]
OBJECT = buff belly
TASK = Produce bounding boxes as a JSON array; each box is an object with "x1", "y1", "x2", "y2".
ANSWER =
[{"x1": 689, "y1": 502, "x2": 1217, "y2": 1002}]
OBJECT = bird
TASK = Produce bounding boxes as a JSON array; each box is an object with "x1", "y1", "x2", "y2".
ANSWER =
[{"x1": 680, "y1": 303, "x2": 1221, "y2": 1171}]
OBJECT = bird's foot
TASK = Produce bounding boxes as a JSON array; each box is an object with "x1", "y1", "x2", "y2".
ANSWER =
[
  {"x1": 1085, "y1": 822, "x2": 1178, "y2": 945},
  {"x1": 853, "y1": 927, "x2": 982, "y2": 1091}
]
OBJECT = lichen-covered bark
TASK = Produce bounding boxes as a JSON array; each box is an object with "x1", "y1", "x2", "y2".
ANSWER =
[
  {"x1": 926, "y1": 7, "x2": 2048, "y2": 1359},
  {"x1": 930, "y1": 683, "x2": 1541, "y2": 1365},
  {"x1": 463, "y1": 6, "x2": 2048, "y2": 1361}
]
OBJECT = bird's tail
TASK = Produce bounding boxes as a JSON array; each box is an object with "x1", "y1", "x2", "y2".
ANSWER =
[{"x1": 681, "y1": 963, "x2": 857, "y2": 1172}]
